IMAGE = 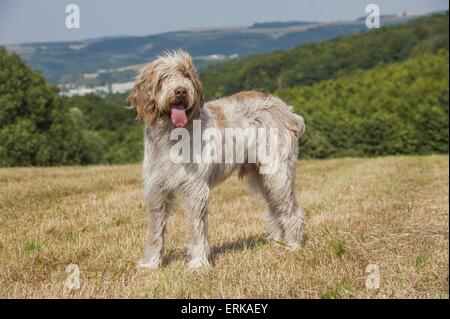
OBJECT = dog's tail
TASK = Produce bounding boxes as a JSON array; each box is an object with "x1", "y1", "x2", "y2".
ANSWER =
[
  {"x1": 289, "y1": 105, "x2": 306, "y2": 138},
  {"x1": 282, "y1": 100, "x2": 305, "y2": 139},
  {"x1": 264, "y1": 95, "x2": 305, "y2": 139},
  {"x1": 289, "y1": 107, "x2": 305, "y2": 139}
]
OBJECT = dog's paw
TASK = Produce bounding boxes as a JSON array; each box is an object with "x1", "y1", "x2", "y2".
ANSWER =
[
  {"x1": 284, "y1": 241, "x2": 301, "y2": 251},
  {"x1": 137, "y1": 258, "x2": 160, "y2": 270},
  {"x1": 271, "y1": 239, "x2": 301, "y2": 251},
  {"x1": 267, "y1": 233, "x2": 283, "y2": 242},
  {"x1": 187, "y1": 258, "x2": 210, "y2": 270}
]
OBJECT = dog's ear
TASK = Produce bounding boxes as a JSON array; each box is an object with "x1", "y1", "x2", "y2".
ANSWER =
[
  {"x1": 191, "y1": 68, "x2": 204, "y2": 108},
  {"x1": 178, "y1": 50, "x2": 204, "y2": 108},
  {"x1": 128, "y1": 63, "x2": 159, "y2": 125},
  {"x1": 186, "y1": 67, "x2": 204, "y2": 123}
]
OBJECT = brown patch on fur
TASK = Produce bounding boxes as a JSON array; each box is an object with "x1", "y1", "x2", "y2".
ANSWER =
[
  {"x1": 238, "y1": 164, "x2": 254, "y2": 180},
  {"x1": 207, "y1": 103, "x2": 229, "y2": 128},
  {"x1": 231, "y1": 91, "x2": 268, "y2": 102}
]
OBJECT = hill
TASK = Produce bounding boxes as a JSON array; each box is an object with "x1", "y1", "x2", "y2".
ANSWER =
[
  {"x1": 61, "y1": 50, "x2": 449, "y2": 165},
  {"x1": 0, "y1": 13, "x2": 447, "y2": 167},
  {"x1": 201, "y1": 12, "x2": 449, "y2": 98},
  {"x1": 6, "y1": 15, "x2": 420, "y2": 85},
  {"x1": 278, "y1": 51, "x2": 449, "y2": 158}
]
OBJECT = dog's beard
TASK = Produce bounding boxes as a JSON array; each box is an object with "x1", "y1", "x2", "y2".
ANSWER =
[{"x1": 158, "y1": 85, "x2": 198, "y2": 128}]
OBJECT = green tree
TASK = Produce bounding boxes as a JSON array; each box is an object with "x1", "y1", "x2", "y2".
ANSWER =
[{"x1": 0, "y1": 47, "x2": 86, "y2": 166}]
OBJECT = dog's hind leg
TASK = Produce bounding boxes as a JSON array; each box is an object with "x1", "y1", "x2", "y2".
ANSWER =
[
  {"x1": 181, "y1": 182, "x2": 211, "y2": 269},
  {"x1": 258, "y1": 160, "x2": 304, "y2": 250},
  {"x1": 241, "y1": 164, "x2": 284, "y2": 242}
]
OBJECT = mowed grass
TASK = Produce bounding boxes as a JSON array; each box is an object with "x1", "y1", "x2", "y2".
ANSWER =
[{"x1": 0, "y1": 155, "x2": 448, "y2": 298}]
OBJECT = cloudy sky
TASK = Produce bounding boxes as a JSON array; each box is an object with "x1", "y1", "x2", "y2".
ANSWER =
[{"x1": 0, "y1": 0, "x2": 448, "y2": 44}]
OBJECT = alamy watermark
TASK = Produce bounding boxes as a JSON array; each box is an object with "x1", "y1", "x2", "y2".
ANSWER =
[
  {"x1": 64, "y1": 263, "x2": 80, "y2": 291},
  {"x1": 64, "y1": 4, "x2": 380, "y2": 30},
  {"x1": 65, "y1": 4, "x2": 80, "y2": 29},
  {"x1": 170, "y1": 120, "x2": 280, "y2": 174},
  {"x1": 366, "y1": 4, "x2": 381, "y2": 29},
  {"x1": 365, "y1": 264, "x2": 381, "y2": 289}
]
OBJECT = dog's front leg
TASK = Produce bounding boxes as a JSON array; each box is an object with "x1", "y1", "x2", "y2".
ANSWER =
[
  {"x1": 137, "y1": 191, "x2": 172, "y2": 269},
  {"x1": 183, "y1": 184, "x2": 211, "y2": 269}
]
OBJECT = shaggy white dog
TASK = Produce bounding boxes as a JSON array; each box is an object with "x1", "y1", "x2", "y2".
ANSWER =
[{"x1": 129, "y1": 50, "x2": 305, "y2": 269}]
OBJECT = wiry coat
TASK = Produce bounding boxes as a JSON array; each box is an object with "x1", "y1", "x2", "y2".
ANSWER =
[{"x1": 129, "y1": 51, "x2": 305, "y2": 269}]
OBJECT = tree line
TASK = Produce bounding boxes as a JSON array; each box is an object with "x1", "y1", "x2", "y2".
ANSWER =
[{"x1": 0, "y1": 13, "x2": 448, "y2": 166}]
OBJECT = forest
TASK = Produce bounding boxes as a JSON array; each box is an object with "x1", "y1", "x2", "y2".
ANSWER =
[{"x1": 0, "y1": 13, "x2": 448, "y2": 166}]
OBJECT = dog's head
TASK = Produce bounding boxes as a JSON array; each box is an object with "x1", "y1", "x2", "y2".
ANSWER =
[{"x1": 128, "y1": 50, "x2": 204, "y2": 127}]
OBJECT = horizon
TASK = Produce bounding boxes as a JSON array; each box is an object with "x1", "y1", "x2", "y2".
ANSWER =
[{"x1": 0, "y1": 0, "x2": 448, "y2": 45}]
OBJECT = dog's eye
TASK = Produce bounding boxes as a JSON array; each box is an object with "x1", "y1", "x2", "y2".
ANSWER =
[
  {"x1": 157, "y1": 75, "x2": 167, "y2": 88},
  {"x1": 184, "y1": 73, "x2": 191, "y2": 79}
]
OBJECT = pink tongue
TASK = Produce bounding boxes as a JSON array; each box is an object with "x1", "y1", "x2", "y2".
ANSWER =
[{"x1": 170, "y1": 105, "x2": 188, "y2": 128}]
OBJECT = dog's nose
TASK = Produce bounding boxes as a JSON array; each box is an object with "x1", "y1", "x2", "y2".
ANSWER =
[{"x1": 175, "y1": 86, "x2": 187, "y2": 97}]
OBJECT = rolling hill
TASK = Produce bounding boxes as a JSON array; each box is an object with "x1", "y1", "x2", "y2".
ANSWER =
[
  {"x1": 279, "y1": 50, "x2": 449, "y2": 158},
  {"x1": 6, "y1": 14, "x2": 422, "y2": 85},
  {"x1": 201, "y1": 12, "x2": 449, "y2": 98},
  {"x1": 0, "y1": 12, "x2": 448, "y2": 167}
]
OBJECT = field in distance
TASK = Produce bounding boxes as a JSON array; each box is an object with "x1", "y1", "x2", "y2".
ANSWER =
[{"x1": 0, "y1": 155, "x2": 448, "y2": 298}]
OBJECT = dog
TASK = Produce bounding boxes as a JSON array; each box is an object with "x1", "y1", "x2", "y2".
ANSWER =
[{"x1": 128, "y1": 50, "x2": 305, "y2": 269}]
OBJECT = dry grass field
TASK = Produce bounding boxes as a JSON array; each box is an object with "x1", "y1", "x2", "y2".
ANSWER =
[{"x1": 0, "y1": 155, "x2": 448, "y2": 298}]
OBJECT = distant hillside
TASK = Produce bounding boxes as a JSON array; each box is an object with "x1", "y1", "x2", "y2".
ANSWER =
[
  {"x1": 1, "y1": 12, "x2": 447, "y2": 166},
  {"x1": 278, "y1": 50, "x2": 449, "y2": 158},
  {"x1": 201, "y1": 12, "x2": 449, "y2": 98},
  {"x1": 249, "y1": 21, "x2": 317, "y2": 29},
  {"x1": 6, "y1": 14, "x2": 421, "y2": 85}
]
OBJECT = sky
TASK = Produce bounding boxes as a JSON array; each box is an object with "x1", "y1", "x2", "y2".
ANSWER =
[{"x1": 0, "y1": 0, "x2": 448, "y2": 44}]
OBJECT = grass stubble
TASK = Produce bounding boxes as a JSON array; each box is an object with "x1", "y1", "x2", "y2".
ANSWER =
[{"x1": 0, "y1": 155, "x2": 448, "y2": 298}]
